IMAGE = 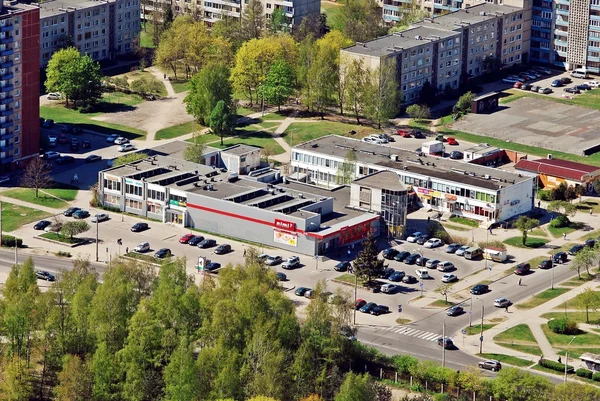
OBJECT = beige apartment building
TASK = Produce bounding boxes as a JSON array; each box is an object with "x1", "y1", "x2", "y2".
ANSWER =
[{"x1": 39, "y1": 0, "x2": 140, "y2": 67}]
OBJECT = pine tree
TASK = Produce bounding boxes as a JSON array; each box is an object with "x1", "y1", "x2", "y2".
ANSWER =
[{"x1": 351, "y1": 231, "x2": 384, "y2": 285}]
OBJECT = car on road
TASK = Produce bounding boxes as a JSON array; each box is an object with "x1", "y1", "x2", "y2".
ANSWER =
[
  {"x1": 441, "y1": 273, "x2": 458, "y2": 283},
  {"x1": 154, "y1": 248, "x2": 172, "y2": 258},
  {"x1": 179, "y1": 233, "x2": 196, "y2": 244},
  {"x1": 470, "y1": 283, "x2": 489, "y2": 295},
  {"x1": 415, "y1": 269, "x2": 430, "y2": 279},
  {"x1": 371, "y1": 305, "x2": 390, "y2": 315},
  {"x1": 282, "y1": 256, "x2": 301, "y2": 269},
  {"x1": 406, "y1": 231, "x2": 423, "y2": 243},
  {"x1": 72, "y1": 210, "x2": 90, "y2": 219},
  {"x1": 134, "y1": 242, "x2": 150, "y2": 253},
  {"x1": 36, "y1": 270, "x2": 56, "y2": 281},
  {"x1": 553, "y1": 252, "x2": 568, "y2": 264},
  {"x1": 214, "y1": 244, "x2": 232, "y2": 254},
  {"x1": 402, "y1": 275, "x2": 417, "y2": 284},
  {"x1": 265, "y1": 255, "x2": 282, "y2": 266},
  {"x1": 360, "y1": 302, "x2": 377, "y2": 313},
  {"x1": 437, "y1": 337, "x2": 454, "y2": 349},
  {"x1": 34, "y1": 220, "x2": 52, "y2": 230},
  {"x1": 106, "y1": 134, "x2": 119, "y2": 143},
  {"x1": 276, "y1": 272, "x2": 287, "y2": 281},
  {"x1": 437, "y1": 261, "x2": 455, "y2": 272},
  {"x1": 381, "y1": 284, "x2": 398, "y2": 294},
  {"x1": 479, "y1": 360, "x2": 502, "y2": 372},
  {"x1": 41, "y1": 151, "x2": 61, "y2": 160},
  {"x1": 539, "y1": 87, "x2": 553, "y2": 94},
  {"x1": 538, "y1": 259, "x2": 553, "y2": 269},
  {"x1": 404, "y1": 253, "x2": 420, "y2": 264},
  {"x1": 334, "y1": 261, "x2": 350, "y2": 271},
  {"x1": 118, "y1": 143, "x2": 136, "y2": 152},
  {"x1": 424, "y1": 238, "x2": 442, "y2": 248},
  {"x1": 564, "y1": 87, "x2": 581, "y2": 94},
  {"x1": 205, "y1": 262, "x2": 221, "y2": 272},
  {"x1": 47, "y1": 92, "x2": 61, "y2": 100},
  {"x1": 389, "y1": 271, "x2": 405, "y2": 281},
  {"x1": 394, "y1": 250, "x2": 411, "y2": 262},
  {"x1": 455, "y1": 245, "x2": 469, "y2": 256},
  {"x1": 494, "y1": 297, "x2": 511, "y2": 308},
  {"x1": 187, "y1": 235, "x2": 204, "y2": 246},
  {"x1": 446, "y1": 137, "x2": 458, "y2": 146},
  {"x1": 514, "y1": 262, "x2": 530, "y2": 275},
  {"x1": 569, "y1": 244, "x2": 584, "y2": 255},
  {"x1": 63, "y1": 207, "x2": 81, "y2": 217},
  {"x1": 551, "y1": 79, "x2": 563, "y2": 87},
  {"x1": 445, "y1": 243, "x2": 461, "y2": 253},
  {"x1": 449, "y1": 151, "x2": 463, "y2": 160},
  {"x1": 91, "y1": 213, "x2": 109, "y2": 223},
  {"x1": 382, "y1": 248, "x2": 399, "y2": 259},
  {"x1": 355, "y1": 299, "x2": 367, "y2": 309},
  {"x1": 114, "y1": 137, "x2": 129, "y2": 145},
  {"x1": 131, "y1": 222, "x2": 149, "y2": 232},
  {"x1": 446, "y1": 305, "x2": 463, "y2": 316},
  {"x1": 295, "y1": 287, "x2": 310, "y2": 296},
  {"x1": 56, "y1": 155, "x2": 75, "y2": 165},
  {"x1": 86, "y1": 154, "x2": 102, "y2": 163},
  {"x1": 425, "y1": 259, "x2": 440, "y2": 269},
  {"x1": 197, "y1": 238, "x2": 216, "y2": 248}
]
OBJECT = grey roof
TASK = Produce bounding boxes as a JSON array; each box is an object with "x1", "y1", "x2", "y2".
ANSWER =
[
  {"x1": 293, "y1": 135, "x2": 529, "y2": 191},
  {"x1": 423, "y1": 3, "x2": 522, "y2": 30},
  {"x1": 1, "y1": 2, "x2": 38, "y2": 15},
  {"x1": 353, "y1": 171, "x2": 406, "y2": 192},
  {"x1": 221, "y1": 144, "x2": 260, "y2": 156},
  {"x1": 464, "y1": 143, "x2": 501, "y2": 154},
  {"x1": 39, "y1": 0, "x2": 113, "y2": 18},
  {"x1": 103, "y1": 153, "x2": 215, "y2": 179},
  {"x1": 143, "y1": 140, "x2": 219, "y2": 162}
]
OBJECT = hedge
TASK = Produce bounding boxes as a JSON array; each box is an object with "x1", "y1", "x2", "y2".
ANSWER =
[
  {"x1": 576, "y1": 368, "x2": 593, "y2": 379},
  {"x1": 1, "y1": 235, "x2": 23, "y2": 248},
  {"x1": 539, "y1": 358, "x2": 573, "y2": 372},
  {"x1": 593, "y1": 372, "x2": 600, "y2": 382},
  {"x1": 548, "y1": 318, "x2": 578, "y2": 335}
]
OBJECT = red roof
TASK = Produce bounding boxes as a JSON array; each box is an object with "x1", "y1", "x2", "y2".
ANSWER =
[{"x1": 514, "y1": 158, "x2": 600, "y2": 182}]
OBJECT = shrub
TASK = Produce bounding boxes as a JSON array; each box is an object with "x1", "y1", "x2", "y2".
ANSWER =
[
  {"x1": 548, "y1": 318, "x2": 578, "y2": 334},
  {"x1": 550, "y1": 215, "x2": 570, "y2": 228},
  {"x1": 593, "y1": 372, "x2": 600, "y2": 382},
  {"x1": 392, "y1": 355, "x2": 419, "y2": 374},
  {"x1": 130, "y1": 76, "x2": 164, "y2": 95},
  {"x1": 576, "y1": 368, "x2": 593, "y2": 379},
  {"x1": 539, "y1": 358, "x2": 573, "y2": 372},
  {"x1": 113, "y1": 76, "x2": 129, "y2": 88},
  {"x1": 56, "y1": 251, "x2": 72, "y2": 258},
  {"x1": 433, "y1": 394, "x2": 450, "y2": 401},
  {"x1": 477, "y1": 240, "x2": 506, "y2": 250},
  {"x1": 1, "y1": 235, "x2": 23, "y2": 248},
  {"x1": 538, "y1": 190, "x2": 552, "y2": 201}
]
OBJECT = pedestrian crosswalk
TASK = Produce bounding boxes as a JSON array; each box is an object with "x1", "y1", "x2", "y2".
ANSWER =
[{"x1": 377, "y1": 326, "x2": 441, "y2": 342}]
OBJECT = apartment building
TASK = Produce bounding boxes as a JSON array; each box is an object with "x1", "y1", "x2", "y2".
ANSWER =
[
  {"x1": 0, "y1": 2, "x2": 40, "y2": 172},
  {"x1": 342, "y1": 3, "x2": 530, "y2": 104},
  {"x1": 39, "y1": 0, "x2": 140, "y2": 67}
]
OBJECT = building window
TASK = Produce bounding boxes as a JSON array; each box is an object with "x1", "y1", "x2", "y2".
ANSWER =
[
  {"x1": 147, "y1": 189, "x2": 166, "y2": 201},
  {"x1": 125, "y1": 183, "x2": 143, "y2": 196},
  {"x1": 126, "y1": 199, "x2": 142, "y2": 210},
  {"x1": 147, "y1": 203, "x2": 162, "y2": 214},
  {"x1": 104, "y1": 194, "x2": 120, "y2": 205},
  {"x1": 104, "y1": 178, "x2": 121, "y2": 191}
]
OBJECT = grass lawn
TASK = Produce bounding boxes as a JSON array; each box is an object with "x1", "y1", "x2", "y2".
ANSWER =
[
  {"x1": 140, "y1": 21, "x2": 155, "y2": 48},
  {"x1": 529, "y1": 228, "x2": 548, "y2": 237},
  {"x1": 115, "y1": 70, "x2": 168, "y2": 97},
  {"x1": 477, "y1": 353, "x2": 534, "y2": 367},
  {"x1": 501, "y1": 87, "x2": 600, "y2": 111},
  {"x1": 124, "y1": 252, "x2": 163, "y2": 264},
  {"x1": 497, "y1": 343, "x2": 543, "y2": 355},
  {"x1": 548, "y1": 242, "x2": 578, "y2": 255},
  {"x1": 576, "y1": 200, "x2": 600, "y2": 215},
  {"x1": 2, "y1": 188, "x2": 78, "y2": 209},
  {"x1": 185, "y1": 133, "x2": 223, "y2": 145},
  {"x1": 40, "y1": 232, "x2": 82, "y2": 245},
  {"x1": 261, "y1": 112, "x2": 286, "y2": 121},
  {"x1": 40, "y1": 105, "x2": 147, "y2": 140},
  {"x1": 1, "y1": 203, "x2": 51, "y2": 232},
  {"x1": 281, "y1": 121, "x2": 381, "y2": 147},
  {"x1": 465, "y1": 323, "x2": 496, "y2": 335},
  {"x1": 504, "y1": 236, "x2": 550, "y2": 248},
  {"x1": 155, "y1": 121, "x2": 204, "y2": 140},
  {"x1": 541, "y1": 323, "x2": 600, "y2": 347},
  {"x1": 515, "y1": 288, "x2": 569, "y2": 310},
  {"x1": 557, "y1": 348, "x2": 600, "y2": 359},
  {"x1": 428, "y1": 300, "x2": 454, "y2": 307},
  {"x1": 559, "y1": 273, "x2": 597, "y2": 287},
  {"x1": 43, "y1": 188, "x2": 78, "y2": 201},
  {"x1": 321, "y1": 1, "x2": 344, "y2": 31},
  {"x1": 334, "y1": 273, "x2": 365, "y2": 286},
  {"x1": 526, "y1": 256, "x2": 550, "y2": 269},
  {"x1": 581, "y1": 228, "x2": 600, "y2": 240},
  {"x1": 547, "y1": 222, "x2": 582, "y2": 238},
  {"x1": 210, "y1": 128, "x2": 285, "y2": 155},
  {"x1": 552, "y1": 291, "x2": 600, "y2": 313},
  {"x1": 171, "y1": 80, "x2": 190, "y2": 94},
  {"x1": 494, "y1": 324, "x2": 542, "y2": 355},
  {"x1": 101, "y1": 91, "x2": 145, "y2": 106},
  {"x1": 236, "y1": 106, "x2": 256, "y2": 117},
  {"x1": 448, "y1": 216, "x2": 479, "y2": 227},
  {"x1": 442, "y1": 223, "x2": 471, "y2": 232}
]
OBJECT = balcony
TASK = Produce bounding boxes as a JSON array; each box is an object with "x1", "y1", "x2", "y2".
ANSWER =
[
  {"x1": 556, "y1": 0, "x2": 569, "y2": 4},
  {"x1": 1, "y1": 155, "x2": 13, "y2": 164},
  {"x1": 0, "y1": 85, "x2": 12, "y2": 93},
  {"x1": 0, "y1": 25, "x2": 13, "y2": 32},
  {"x1": 0, "y1": 132, "x2": 12, "y2": 141},
  {"x1": 0, "y1": 120, "x2": 13, "y2": 129},
  {"x1": 0, "y1": 73, "x2": 13, "y2": 81},
  {"x1": 0, "y1": 143, "x2": 13, "y2": 152},
  {"x1": 556, "y1": 8, "x2": 569, "y2": 15},
  {"x1": 1, "y1": 109, "x2": 12, "y2": 117},
  {"x1": 0, "y1": 96, "x2": 12, "y2": 104},
  {"x1": 0, "y1": 60, "x2": 12, "y2": 69},
  {"x1": 0, "y1": 48, "x2": 13, "y2": 57},
  {"x1": 555, "y1": 18, "x2": 568, "y2": 26},
  {"x1": 0, "y1": 36, "x2": 13, "y2": 45}
]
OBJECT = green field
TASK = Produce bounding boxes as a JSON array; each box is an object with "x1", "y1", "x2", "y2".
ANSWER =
[
  {"x1": 261, "y1": 112, "x2": 286, "y2": 121},
  {"x1": 541, "y1": 323, "x2": 600, "y2": 348},
  {"x1": 209, "y1": 126, "x2": 285, "y2": 155},
  {"x1": 2, "y1": 188, "x2": 78, "y2": 209},
  {"x1": 448, "y1": 216, "x2": 479, "y2": 227},
  {"x1": 101, "y1": 91, "x2": 146, "y2": 106},
  {"x1": 501, "y1": 87, "x2": 600, "y2": 111},
  {"x1": 503, "y1": 236, "x2": 550, "y2": 248},
  {"x1": 282, "y1": 121, "x2": 381, "y2": 147},
  {"x1": 140, "y1": 21, "x2": 155, "y2": 48},
  {"x1": 477, "y1": 353, "x2": 534, "y2": 367},
  {"x1": 547, "y1": 222, "x2": 582, "y2": 238},
  {"x1": 171, "y1": 80, "x2": 190, "y2": 94},
  {"x1": 494, "y1": 324, "x2": 542, "y2": 355},
  {"x1": 0, "y1": 202, "x2": 51, "y2": 232},
  {"x1": 464, "y1": 323, "x2": 496, "y2": 335},
  {"x1": 515, "y1": 288, "x2": 569, "y2": 310},
  {"x1": 40, "y1": 232, "x2": 82, "y2": 244},
  {"x1": 155, "y1": 121, "x2": 204, "y2": 140},
  {"x1": 552, "y1": 291, "x2": 600, "y2": 313}
]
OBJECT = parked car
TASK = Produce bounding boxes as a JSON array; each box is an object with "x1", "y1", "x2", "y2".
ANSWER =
[
  {"x1": 437, "y1": 337, "x2": 454, "y2": 349},
  {"x1": 63, "y1": 207, "x2": 81, "y2": 217},
  {"x1": 282, "y1": 256, "x2": 301, "y2": 269},
  {"x1": 58, "y1": 133, "x2": 69, "y2": 144},
  {"x1": 34, "y1": 220, "x2": 51, "y2": 230},
  {"x1": 36, "y1": 270, "x2": 56, "y2": 281},
  {"x1": 479, "y1": 360, "x2": 502, "y2": 372},
  {"x1": 494, "y1": 297, "x2": 511, "y2": 308},
  {"x1": 86, "y1": 154, "x2": 102, "y2": 163},
  {"x1": 134, "y1": 242, "x2": 150, "y2": 253},
  {"x1": 379, "y1": 267, "x2": 395, "y2": 279},
  {"x1": 114, "y1": 137, "x2": 129, "y2": 145},
  {"x1": 276, "y1": 272, "x2": 287, "y2": 281},
  {"x1": 56, "y1": 156, "x2": 75, "y2": 165},
  {"x1": 585, "y1": 239, "x2": 596, "y2": 248},
  {"x1": 416, "y1": 235, "x2": 429, "y2": 245},
  {"x1": 295, "y1": 287, "x2": 310, "y2": 296},
  {"x1": 514, "y1": 262, "x2": 531, "y2": 275},
  {"x1": 179, "y1": 233, "x2": 196, "y2": 244},
  {"x1": 215, "y1": 244, "x2": 232, "y2": 254},
  {"x1": 131, "y1": 222, "x2": 149, "y2": 232},
  {"x1": 355, "y1": 299, "x2": 367, "y2": 310},
  {"x1": 47, "y1": 92, "x2": 61, "y2": 100},
  {"x1": 406, "y1": 231, "x2": 423, "y2": 243},
  {"x1": 538, "y1": 259, "x2": 553, "y2": 269},
  {"x1": 415, "y1": 269, "x2": 430, "y2": 279},
  {"x1": 404, "y1": 253, "x2": 420, "y2": 264},
  {"x1": 394, "y1": 251, "x2": 411, "y2": 262},
  {"x1": 512, "y1": 80, "x2": 523, "y2": 87},
  {"x1": 584, "y1": 80, "x2": 600, "y2": 87},
  {"x1": 530, "y1": 85, "x2": 541, "y2": 92},
  {"x1": 551, "y1": 79, "x2": 563, "y2": 87},
  {"x1": 61, "y1": 125, "x2": 73, "y2": 134},
  {"x1": 359, "y1": 302, "x2": 377, "y2": 313},
  {"x1": 402, "y1": 275, "x2": 417, "y2": 284},
  {"x1": 455, "y1": 245, "x2": 469, "y2": 256},
  {"x1": 106, "y1": 134, "x2": 119, "y2": 143},
  {"x1": 446, "y1": 243, "x2": 461, "y2": 253},
  {"x1": 43, "y1": 119, "x2": 55, "y2": 128},
  {"x1": 564, "y1": 87, "x2": 581, "y2": 94},
  {"x1": 424, "y1": 238, "x2": 442, "y2": 248},
  {"x1": 503, "y1": 76, "x2": 520, "y2": 83},
  {"x1": 154, "y1": 248, "x2": 172, "y2": 258},
  {"x1": 362, "y1": 137, "x2": 383, "y2": 144},
  {"x1": 205, "y1": 262, "x2": 221, "y2": 272},
  {"x1": 446, "y1": 137, "x2": 458, "y2": 146},
  {"x1": 534, "y1": 66, "x2": 552, "y2": 75},
  {"x1": 416, "y1": 256, "x2": 428, "y2": 266},
  {"x1": 265, "y1": 255, "x2": 282, "y2": 266},
  {"x1": 441, "y1": 273, "x2": 458, "y2": 283},
  {"x1": 382, "y1": 248, "x2": 399, "y2": 259},
  {"x1": 397, "y1": 129, "x2": 412, "y2": 138},
  {"x1": 425, "y1": 259, "x2": 440, "y2": 269},
  {"x1": 539, "y1": 87, "x2": 553, "y2": 94},
  {"x1": 389, "y1": 271, "x2": 405, "y2": 282},
  {"x1": 569, "y1": 244, "x2": 584, "y2": 255},
  {"x1": 446, "y1": 305, "x2": 463, "y2": 316},
  {"x1": 576, "y1": 84, "x2": 592, "y2": 91},
  {"x1": 553, "y1": 251, "x2": 568, "y2": 264},
  {"x1": 118, "y1": 143, "x2": 136, "y2": 152},
  {"x1": 334, "y1": 261, "x2": 350, "y2": 272},
  {"x1": 449, "y1": 151, "x2": 463, "y2": 160},
  {"x1": 73, "y1": 127, "x2": 83, "y2": 135},
  {"x1": 371, "y1": 305, "x2": 390, "y2": 315},
  {"x1": 522, "y1": 83, "x2": 533, "y2": 91},
  {"x1": 188, "y1": 235, "x2": 204, "y2": 246},
  {"x1": 72, "y1": 210, "x2": 90, "y2": 219},
  {"x1": 41, "y1": 151, "x2": 61, "y2": 160},
  {"x1": 412, "y1": 130, "x2": 426, "y2": 139},
  {"x1": 470, "y1": 283, "x2": 489, "y2": 295},
  {"x1": 560, "y1": 77, "x2": 572, "y2": 85},
  {"x1": 437, "y1": 261, "x2": 455, "y2": 272},
  {"x1": 197, "y1": 239, "x2": 217, "y2": 248},
  {"x1": 91, "y1": 213, "x2": 109, "y2": 223},
  {"x1": 381, "y1": 284, "x2": 398, "y2": 294}
]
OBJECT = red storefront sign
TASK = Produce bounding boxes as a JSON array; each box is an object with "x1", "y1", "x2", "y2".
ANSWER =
[
  {"x1": 274, "y1": 219, "x2": 296, "y2": 231},
  {"x1": 339, "y1": 220, "x2": 373, "y2": 246}
]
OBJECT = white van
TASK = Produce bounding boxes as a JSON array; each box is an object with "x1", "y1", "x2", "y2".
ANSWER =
[{"x1": 571, "y1": 68, "x2": 588, "y2": 79}]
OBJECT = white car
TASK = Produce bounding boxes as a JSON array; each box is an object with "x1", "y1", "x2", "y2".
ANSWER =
[
  {"x1": 41, "y1": 151, "x2": 61, "y2": 160},
  {"x1": 91, "y1": 213, "x2": 109, "y2": 223},
  {"x1": 381, "y1": 283, "x2": 398, "y2": 294},
  {"x1": 494, "y1": 297, "x2": 511, "y2": 308},
  {"x1": 406, "y1": 231, "x2": 423, "y2": 243},
  {"x1": 585, "y1": 81, "x2": 600, "y2": 88},
  {"x1": 47, "y1": 92, "x2": 61, "y2": 100},
  {"x1": 114, "y1": 137, "x2": 129, "y2": 145},
  {"x1": 118, "y1": 143, "x2": 136, "y2": 152},
  {"x1": 441, "y1": 273, "x2": 458, "y2": 283},
  {"x1": 424, "y1": 238, "x2": 442, "y2": 248},
  {"x1": 437, "y1": 261, "x2": 454, "y2": 272},
  {"x1": 367, "y1": 134, "x2": 388, "y2": 143},
  {"x1": 415, "y1": 269, "x2": 430, "y2": 279},
  {"x1": 362, "y1": 136, "x2": 383, "y2": 144},
  {"x1": 455, "y1": 245, "x2": 469, "y2": 256},
  {"x1": 134, "y1": 242, "x2": 150, "y2": 253}
]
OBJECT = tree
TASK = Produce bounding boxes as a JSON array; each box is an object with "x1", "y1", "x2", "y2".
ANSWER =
[
  {"x1": 514, "y1": 216, "x2": 540, "y2": 245},
  {"x1": 184, "y1": 62, "x2": 233, "y2": 125},
  {"x1": 352, "y1": 231, "x2": 385, "y2": 285},
  {"x1": 184, "y1": 135, "x2": 207, "y2": 164},
  {"x1": 575, "y1": 184, "x2": 586, "y2": 201},
  {"x1": 334, "y1": 0, "x2": 386, "y2": 43},
  {"x1": 565, "y1": 185, "x2": 576, "y2": 202},
  {"x1": 453, "y1": 91, "x2": 476, "y2": 114},
  {"x1": 336, "y1": 150, "x2": 357, "y2": 185},
  {"x1": 54, "y1": 355, "x2": 93, "y2": 401},
  {"x1": 113, "y1": 152, "x2": 148, "y2": 167},
  {"x1": 342, "y1": 57, "x2": 368, "y2": 124},
  {"x1": 547, "y1": 200, "x2": 577, "y2": 217},
  {"x1": 0, "y1": 357, "x2": 33, "y2": 401},
  {"x1": 406, "y1": 104, "x2": 432, "y2": 120},
  {"x1": 493, "y1": 367, "x2": 552, "y2": 401},
  {"x1": 259, "y1": 59, "x2": 295, "y2": 111},
  {"x1": 241, "y1": 0, "x2": 265, "y2": 40},
  {"x1": 261, "y1": 147, "x2": 274, "y2": 164},
  {"x1": 388, "y1": 4, "x2": 429, "y2": 33},
  {"x1": 61, "y1": 221, "x2": 90, "y2": 240},
  {"x1": 575, "y1": 287, "x2": 600, "y2": 322},
  {"x1": 418, "y1": 80, "x2": 438, "y2": 106},
  {"x1": 334, "y1": 372, "x2": 375, "y2": 401},
  {"x1": 21, "y1": 158, "x2": 53, "y2": 198},
  {"x1": 436, "y1": 283, "x2": 454, "y2": 303},
  {"x1": 163, "y1": 337, "x2": 200, "y2": 401},
  {"x1": 364, "y1": 58, "x2": 400, "y2": 128},
  {"x1": 210, "y1": 100, "x2": 236, "y2": 145},
  {"x1": 593, "y1": 179, "x2": 600, "y2": 195},
  {"x1": 269, "y1": 8, "x2": 288, "y2": 33},
  {"x1": 293, "y1": 13, "x2": 326, "y2": 42},
  {"x1": 571, "y1": 246, "x2": 595, "y2": 279}
]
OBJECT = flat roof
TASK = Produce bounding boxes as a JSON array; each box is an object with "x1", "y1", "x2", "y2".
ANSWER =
[
  {"x1": 103, "y1": 154, "x2": 215, "y2": 179},
  {"x1": 464, "y1": 143, "x2": 501, "y2": 154},
  {"x1": 353, "y1": 170, "x2": 406, "y2": 192},
  {"x1": 39, "y1": 0, "x2": 111, "y2": 18},
  {"x1": 222, "y1": 144, "x2": 260, "y2": 156},
  {"x1": 1, "y1": 2, "x2": 38, "y2": 15},
  {"x1": 425, "y1": 3, "x2": 522, "y2": 29},
  {"x1": 143, "y1": 140, "x2": 219, "y2": 162},
  {"x1": 294, "y1": 135, "x2": 529, "y2": 190}
]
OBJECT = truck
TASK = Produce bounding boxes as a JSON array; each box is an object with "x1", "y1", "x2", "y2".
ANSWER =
[
  {"x1": 484, "y1": 247, "x2": 507, "y2": 262},
  {"x1": 421, "y1": 140, "x2": 444, "y2": 156}
]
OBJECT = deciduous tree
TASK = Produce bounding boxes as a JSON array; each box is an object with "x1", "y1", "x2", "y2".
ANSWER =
[
  {"x1": 406, "y1": 104, "x2": 432, "y2": 120},
  {"x1": 163, "y1": 337, "x2": 200, "y2": 401},
  {"x1": 184, "y1": 62, "x2": 233, "y2": 125},
  {"x1": 514, "y1": 216, "x2": 539, "y2": 245},
  {"x1": 336, "y1": 150, "x2": 357, "y2": 185},
  {"x1": 0, "y1": 356, "x2": 34, "y2": 401},
  {"x1": 453, "y1": 91, "x2": 476, "y2": 114},
  {"x1": 492, "y1": 367, "x2": 552, "y2": 401},
  {"x1": 184, "y1": 135, "x2": 207, "y2": 164},
  {"x1": 241, "y1": 0, "x2": 265, "y2": 40},
  {"x1": 61, "y1": 221, "x2": 90, "y2": 240},
  {"x1": 210, "y1": 100, "x2": 236, "y2": 146},
  {"x1": 575, "y1": 287, "x2": 600, "y2": 322},
  {"x1": 112, "y1": 152, "x2": 148, "y2": 167},
  {"x1": 258, "y1": 59, "x2": 295, "y2": 111},
  {"x1": 22, "y1": 156, "x2": 53, "y2": 198},
  {"x1": 571, "y1": 246, "x2": 595, "y2": 279},
  {"x1": 54, "y1": 355, "x2": 93, "y2": 401},
  {"x1": 342, "y1": 57, "x2": 368, "y2": 124},
  {"x1": 334, "y1": 0, "x2": 386, "y2": 43},
  {"x1": 364, "y1": 58, "x2": 400, "y2": 128},
  {"x1": 334, "y1": 372, "x2": 375, "y2": 401},
  {"x1": 436, "y1": 283, "x2": 454, "y2": 303}
]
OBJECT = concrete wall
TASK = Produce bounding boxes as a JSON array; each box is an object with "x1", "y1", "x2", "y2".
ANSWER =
[{"x1": 497, "y1": 176, "x2": 534, "y2": 220}]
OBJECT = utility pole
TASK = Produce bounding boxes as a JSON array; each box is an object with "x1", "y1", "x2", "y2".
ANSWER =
[
  {"x1": 0, "y1": 198, "x2": 3, "y2": 244},
  {"x1": 95, "y1": 216, "x2": 99, "y2": 262},
  {"x1": 477, "y1": 298, "x2": 485, "y2": 354},
  {"x1": 565, "y1": 336, "x2": 576, "y2": 384},
  {"x1": 551, "y1": 252, "x2": 554, "y2": 289},
  {"x1": 353, "y1": 273, "x2": 358, "y2": 325},
  {"x1": 442, "y1": 314, "x2": 447, "y2": 367},
  {"x1": 469, "y1": 296, "x2": 473, "y2": 327}
]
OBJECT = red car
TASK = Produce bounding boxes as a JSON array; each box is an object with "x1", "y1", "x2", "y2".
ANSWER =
[
  {"x1": 446, "y1": 137, "x2": 458, "y2": 145},
  {"x1": 355, "y1": 299, "x2": 367, "y2": 310},
  {"x1": 179, "y1": 233, "x2": 196, "y2": 244},
  {"x1": 513, "y1": 81, "x2": 523, "y2": 89},
  {"x1": 397, "y1": 129, "x2": 412, "y2": 138}
]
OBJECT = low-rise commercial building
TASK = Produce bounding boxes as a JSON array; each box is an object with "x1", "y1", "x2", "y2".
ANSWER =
[
  {"x1": 514, "y1": 156, "x2": 600, "y2": 191},
  {"x1": 291, "y1": 135, "x2": 535, "y2": 224}
]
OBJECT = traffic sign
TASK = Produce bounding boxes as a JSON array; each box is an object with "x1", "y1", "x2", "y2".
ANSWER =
[
  {"x1": 420, "y1": 282, "x2": 424, "y2": 288},
  {"x1": 462, "y1": 329, "x2": 466, "y2": 334},
  {"x1": 480, "y1": 336, "x2": 484, "y2": 341},
  {"x1": 469, "y1": 310, "x2": 472, "y2": 315}
]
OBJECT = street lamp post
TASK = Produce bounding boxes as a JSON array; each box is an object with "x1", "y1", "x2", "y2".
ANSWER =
[
  {"x1": 565, "y1": 336, "x2": 576, "y2": 384},
  {"x1": 476, "y1": 298, "x2": 484, "y2": 354},
  {"x1": 469, "y1": 296, "x2": 473, "y2": 327},
  {"x1": 353, "y1": 272, "x2": 358, "y2": 325},
  {"x1": 551, "y1": 252, "x2": 554, "y2": 290},
  {"x1": 442, "y1": 313, "x2": 448, "y2": 367},
  {"x1": 95, "y1": 215, "x2": 99, "y2": 262}
]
